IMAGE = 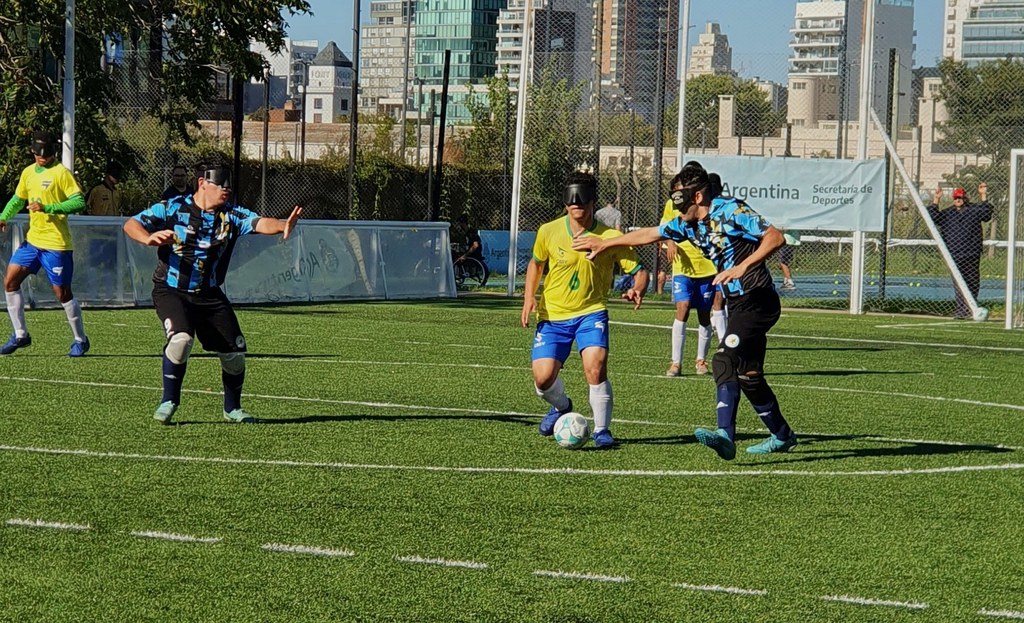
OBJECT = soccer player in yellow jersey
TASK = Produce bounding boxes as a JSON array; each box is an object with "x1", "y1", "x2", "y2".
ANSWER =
[
  {"x1": 660, "y1": 172, "x2": 727, "y2": 377},
  {"x1": 520, "y1": 172, "x2": 648, "y2": 449},
  {"x1": 0, "y1": 131, "x2": 89, "y2": 356}
]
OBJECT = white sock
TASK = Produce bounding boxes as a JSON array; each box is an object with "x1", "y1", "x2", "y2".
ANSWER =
[
  {"x1": 671, "y1": 319, "x2": 686, "y2": 364},
  {"x1": 62, "y1": 298, "x2": 87, "y2": 343},
  {"x1": 697, "y1": 323, "x2": 713, "y2": 361},
  {"x1": 5, "y1": 290, "x2": 27, "y2": 337},
  {"x1": 589, "y1": 380, "x2": 612, "y2": 432},
  {"x1": 536, "y1": 377, "x2": 571, "y2": 412},
  {"x1": 711, "y1": 309, "x2": 727, "y2": 342}
]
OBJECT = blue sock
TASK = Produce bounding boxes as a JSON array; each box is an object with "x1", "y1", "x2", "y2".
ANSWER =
[
  {"x1": 716, "y1": 381, "x2": 740, "y2": 440},
  {"x1": 161, "y1": 355, "x2": 187, "y2": 404},
  {"x1": 222, "y1": 370, "x2": 245, "y2": 413},
  {"x1": 751, "y1": 398, "x2": 793, "y2": 440}
]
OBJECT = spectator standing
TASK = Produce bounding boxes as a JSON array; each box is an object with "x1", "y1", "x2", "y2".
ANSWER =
[
  {"x1": 595, "y1": 201, "x2": 623, "y2": 231},
  {"x1": 161, "y1": 165, "x2": 194, "y2": 201},
  {"x1": 927, "y1": 184, "x2": 993, "y2": 319},
  {"x1": 778, "y1": 229, "x2": 800, "y2": 291},
  {"x1": 86, "y1": 161, "x2": 123, "y2": 216}
]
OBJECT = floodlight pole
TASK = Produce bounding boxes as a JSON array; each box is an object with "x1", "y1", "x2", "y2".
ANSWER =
[
  {"x1": 348, "y1": 0, "x2": 361, "y2": 216},
  {"x1": 674, "y1": 0, "x2": 690, "y2": 167},
  {"x1": 62, "y1": 0, "x2": 75, "y2": 168},
  {"x1": 851, "y1": 0, "x2": 876, "y2": 315}
]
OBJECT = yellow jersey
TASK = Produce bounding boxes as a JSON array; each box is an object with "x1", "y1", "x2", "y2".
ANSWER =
[
  {"x1": 533, "y1": 216, "x2": 642, "y2": 322},
  {"x1": 15, "y1": 163, "x2": 83, "y2": 251},
  {"x1": 660, "y1": 199, "x2": 716, "y2": 278}
]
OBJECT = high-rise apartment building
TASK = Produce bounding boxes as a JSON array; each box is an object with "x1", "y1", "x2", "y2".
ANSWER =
[
  {"x1": 944, "y1": 0, "x2": 1024, "y2": 64},
  {"x1": 251, "y1": 38, "x2": 320, "y2": 105},
  {"x1": 604, "y1": 0, "x2": 678, "y2": 119},
  {"x1": 787, "y1": 0, "x2": 914, "y2": 129},
  {"x1": 360, "y1": 0, "x2": 416, "y2": 116},
  {"x1": 496, "y1": 0, "x2": 581, "y2": 90},
  {"x1": 415, "y1": 0, "x2": 507, "y2": 120},
  {"x1": 687, "y1": 22, "x2": 734, "y2": 80}
]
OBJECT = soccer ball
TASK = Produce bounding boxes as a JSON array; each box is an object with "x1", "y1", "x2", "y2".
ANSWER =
[{"x1": 552, "y1": 412, "x2": 590, "y2": 449}]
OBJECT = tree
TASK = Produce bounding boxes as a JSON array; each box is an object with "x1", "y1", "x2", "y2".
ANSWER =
[
  {"x1": 936, "y1": 57, "x2": 1024, "y2": 229},
  {"x1": 521, "y1": 64, "x2": 589, "y2": 225},
  {"x1": 664, "y1": 74, "x2": 781, "y2": 149},
  {"x1": 461, "y1": 71, "x2": 514, "y2": 170},
  {"x1": 0, "y1": 0, "x2": 310, "y2": 192}
]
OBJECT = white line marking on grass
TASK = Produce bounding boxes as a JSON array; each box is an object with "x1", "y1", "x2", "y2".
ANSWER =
[
  {"x1": 821, "y1": 595, "x2": 928, "y2": 610},
  {"x1": 612, "y1": 320, "x2": 1024, "y2": 353},
  {"x1": 0, "y1": 445, "x2": 1021, "y2": 478},
  {"x1": 396, "y1": 555, "x2": 488, "y2": 569},
  {"x1": 980, "y1": 609, "x2": 1024, "y2": 620},
  {"x1": 534, "y1": 570, "x2": 629, "y2": 583},
  {"x1": 6, "y1": 518, "x2": 91, "y2": 531},
  {"x1": 262, "y1": 543, "x2": 355, "y2": 558},
  {"x1": 129, "y1": 530, "x2": 221, "y2": 544},
  {"x1": 671, "y1": 582, "x2": 767, "y2": 596}
]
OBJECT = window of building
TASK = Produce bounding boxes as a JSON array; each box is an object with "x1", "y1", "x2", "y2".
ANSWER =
[
  {"x1": 314, "y1": 113, "x2": 322, "y2": 123},
  {"x1": 314, "y1": 98, "x2": 323, "y2": 110}
]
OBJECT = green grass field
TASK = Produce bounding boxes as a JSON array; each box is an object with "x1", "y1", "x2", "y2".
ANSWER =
[{"x1": 1, "y1": 297, "x2": 1023, "y2": 622}]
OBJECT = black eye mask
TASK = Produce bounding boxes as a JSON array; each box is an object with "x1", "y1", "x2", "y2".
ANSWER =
[
  {"x1": 563, "y1": 183, "x2": 597, "y2": 207},
  {"x1": 670, "y1": 184, "x2": 705, "y2": 211},
  {"x1": 203, "y1": 168, "x2": 232, "y2": 190}
]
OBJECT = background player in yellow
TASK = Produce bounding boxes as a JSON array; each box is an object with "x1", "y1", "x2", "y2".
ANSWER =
[
  {"x1": 520, "y1": 171, "x2": 648, "y2": 449},
  {"x1": 660, "y1": 171, "x2": 727, "y2": 376},
  {"x1": 0, "y1": 131, "x2": 89, "y2": 356}
]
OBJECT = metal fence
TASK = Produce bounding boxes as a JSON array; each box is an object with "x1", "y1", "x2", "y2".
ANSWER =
[{"x1": 78, "y1": 9, "x2": 1024, "y2": 322}]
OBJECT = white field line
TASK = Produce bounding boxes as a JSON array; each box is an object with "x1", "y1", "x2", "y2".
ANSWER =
[
  {"x1": 2, "y1": 444, "x2": 1021, "y2": 479},
  {"x1": 533, "y1": 569, "x2": 630, "y2": 583},
  {"x1": 4, "y1": 370, "x2": 1023, "y2": 416},
  {"x1": 980, "y1": 609, "x2": 1024, "y2": 620},
  {"x1": 395, "y1": 555, "x2": 488, "y2": 570},
  {"x1": 611, "y1": 320, "x2": 1024, "y2": 353},
  {"x1": 129, "y1": 530, "x2": 221, "y2": 544},
  {"x1": 671, "y1": 582, "x2": 767, "y2": 596},
  {"x1": 821, "y1": 594, "x2": 928, "y2": 610},
  {"x1": 261, "y1": 543, "x2": 355, "y2": 558},
  {"x1": 6, "y1": 518, "x2": 90, "y2": 531}
]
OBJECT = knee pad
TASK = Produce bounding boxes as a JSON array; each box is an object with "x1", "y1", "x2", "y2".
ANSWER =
[
  {"x1": 164, "y1": 332, "x2": 194, "y2": 364},
  {"x1": 711, "y1": 350, "x2": 738, "y2": 385},
  {"x1": 218, "y1": 352, "x2": 246, "y2": 376}
]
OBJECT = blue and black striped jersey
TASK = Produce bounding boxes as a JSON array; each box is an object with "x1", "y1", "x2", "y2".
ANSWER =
[
  {"x1": 132, "y1": 195, "x2": 261, "y2": 292},
  {"x1": 658, "y1": 197, "x2": 775, "y2": 297}
]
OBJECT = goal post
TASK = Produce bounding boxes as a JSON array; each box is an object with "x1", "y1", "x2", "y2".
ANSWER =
[{"x1": 1008, "y1": 148, "x2": 1024, "y2": 329}]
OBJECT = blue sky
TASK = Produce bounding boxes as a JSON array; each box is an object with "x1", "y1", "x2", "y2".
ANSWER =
[{"x1": 287, "y1": 0, "x2": 944, "y2": 84}]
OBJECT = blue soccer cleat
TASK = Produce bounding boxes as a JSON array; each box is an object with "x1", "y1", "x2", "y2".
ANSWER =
[
  {"x1": 224, "y1": 408, "x2": 256, "y2": 424},
  {"x1": 694, "y1": 427, "x2": 736, "y2": 461},
  {"x1": 0, "y1": 333, "x2": 31, "y2": 355},
  {"x1": 68, "y1": 338, "x2": 90, "y2": 358},
  {"x1": 539, "y1": 398, "x2": 573, "y2": 436},
  {"x1": 746, "y1": 434, "x2": 798, "y2": 455},
  {"x1": 592, "y1": 428, "x2": 616, "y2": 449},
  {"x1": 153, "y1": 401, "x2": 178, "y2": 425}
]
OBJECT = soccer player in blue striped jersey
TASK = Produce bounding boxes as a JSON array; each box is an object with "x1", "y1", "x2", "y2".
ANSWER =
[
  {"x1": 572, "y1": 161, "x2": 797, "y2": 459},
  {"x1": 124, "y1": 163, "x2": 302, "y2": 425}
]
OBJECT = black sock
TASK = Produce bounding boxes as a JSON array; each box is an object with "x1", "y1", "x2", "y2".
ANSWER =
[
  {"x1": 222, "y1": 370, "x2": 245, "y2": 413},
  {"x1": 161, "y1": 355, "x2": 187, "y2": 404}
]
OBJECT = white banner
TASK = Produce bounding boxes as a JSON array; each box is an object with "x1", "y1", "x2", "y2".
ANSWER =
[{"x1": 683, "y1": 155, "x2": 887, "y2": 232}]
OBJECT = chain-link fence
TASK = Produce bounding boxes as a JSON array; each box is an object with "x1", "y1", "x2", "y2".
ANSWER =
[{"x1": 489, "y1": 0, "x2": 1022, "y2": 324}]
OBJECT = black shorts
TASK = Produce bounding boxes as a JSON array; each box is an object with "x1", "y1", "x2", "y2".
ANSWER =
[
  {"x1": 776, "y1": 245, "x2": 795, "y2": 265},
  {"x1": 152, "y1": 282, "x2": 246, "y2": 353},
  {"x1": 722, "y1": 288, "x2": 781, "y2": 370}
]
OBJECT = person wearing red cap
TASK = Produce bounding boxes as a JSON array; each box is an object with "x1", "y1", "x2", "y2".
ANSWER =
[{"x1": 927, "y1": 183, "x2": 993, "y2": 319}]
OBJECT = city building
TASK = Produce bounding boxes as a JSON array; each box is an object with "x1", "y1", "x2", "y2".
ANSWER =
[
  {"x1": 414, "y1": 0, "x2": 507, "y2": 121},
  {"x1": 250, "y1": 38, "x2": 320, "y2": 107},
  {"x1": 687, "y1": 22, "x2": 734, "y2": 79},
  {"x1": 604, "y1": 0, "x2": 679, "y2": 120},
  {"x1": 787, "y1": 0, "x2": 914, "y2": 130},
  {"x1": 496, "y1": 0, "x2": 581, "y2": 91},
  {"x1": 360, "y1": 0, "x2": 416, "y2": 116},
  {"x1": 305, "y1": 42, "x2": 354, "y2": 124},
  {"x1": 945, "y1": 0, "x2": 1024, "y2": 64}
]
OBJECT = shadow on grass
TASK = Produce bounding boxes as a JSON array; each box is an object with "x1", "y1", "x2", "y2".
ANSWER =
[
  {"x1": 771, "y1": 346, "x2": 886, "y2": 352},
  {"x1": 770, "y1": 370, "x2": 918, "y2": 377},
  {"x1": 171, "y1": 412, "x2": 539, "y2": 428},
  {"x1": 735, "y1": 432, "x2": 1015, "y2": 465}
]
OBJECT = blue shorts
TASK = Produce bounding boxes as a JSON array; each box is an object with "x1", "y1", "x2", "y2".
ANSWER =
[
  {"x1": 672, "y1": 274, "x2": 715, "y2": 310},
  {"x1": 532, "y1": 310, "x2": 610, "y2": 363},
  {"x1": 10, "y1": 243, "x2": 74, "y2": 287}
]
